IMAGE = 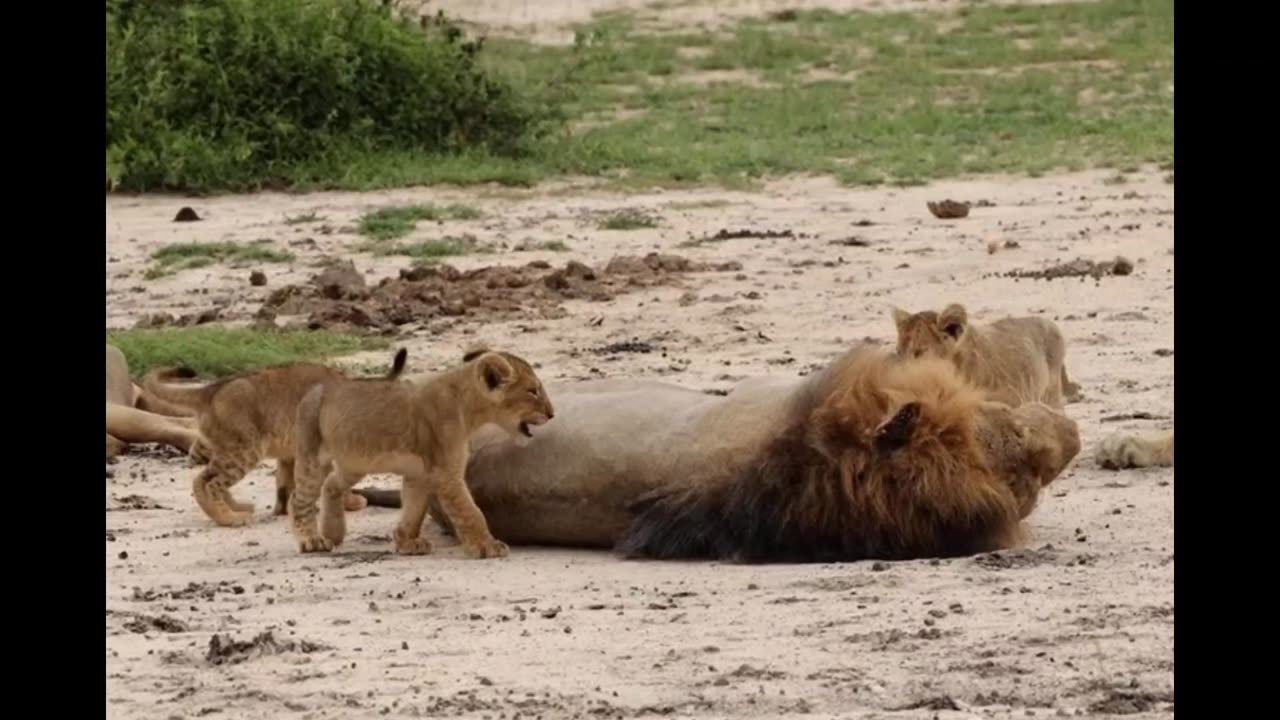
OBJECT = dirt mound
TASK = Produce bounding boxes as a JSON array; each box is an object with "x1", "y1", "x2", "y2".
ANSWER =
[{"x1": 257, "y1": 254, "x2": 741, "y2": 333}]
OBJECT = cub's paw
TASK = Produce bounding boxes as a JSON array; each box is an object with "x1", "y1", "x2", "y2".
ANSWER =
[
  {"x1": 463, "y1": 538, "x2": 510, "y2": 559},
  {"x1": 297, "y1": 536, "x2": 335, "y2": 553},
  {"x1": 211, "y1": 511, "x2": 254, "y2": 528},
  {"x1": 395, "y1": 537, "x2": 435, "y2": 556}
]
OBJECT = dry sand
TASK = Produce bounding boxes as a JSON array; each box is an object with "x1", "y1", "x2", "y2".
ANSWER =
[{"x1": 106, "y1": 167, "x2": 1174, "y2": 719}]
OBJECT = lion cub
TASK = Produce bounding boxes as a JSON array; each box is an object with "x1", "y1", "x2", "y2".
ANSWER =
[
  {"x1": 892, "y1": 303, "x2": 1079, "y2": 408},
  {"x1": 142, "y1": 349, "x2": 408, "y2": 526},
  {"x1": 1095, "y1": 428, "x2": 1173, "y2": 470},
  {"x1": 289, "y1": 347, "x2": 554, "y2": 559}
]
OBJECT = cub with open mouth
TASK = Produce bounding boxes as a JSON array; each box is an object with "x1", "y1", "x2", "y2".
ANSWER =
[{"x1": 289, "y1": 346, "x2": 554, "y2": 558}]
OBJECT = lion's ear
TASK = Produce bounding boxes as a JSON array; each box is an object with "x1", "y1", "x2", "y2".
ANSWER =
[
  {"x1": 938, "y1": 304, "x2": 968, "y2": 339},
  {"x1": 475, "y1": 353, "x2": 515, "y2": 391},
  {"x1": 891, "y1": 307, "x2": 911, "y2": 330},
  {"x1": 875, "y1": 402, "x2": 921, "y2": 452}
]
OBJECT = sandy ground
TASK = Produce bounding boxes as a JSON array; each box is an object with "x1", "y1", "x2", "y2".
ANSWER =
[
  {"x1": 408, "y1": 0, "x2": 1091, "y2": 43},
  {"x1": 106, "y1": 165, "x2": 1174, "y2": 719}
]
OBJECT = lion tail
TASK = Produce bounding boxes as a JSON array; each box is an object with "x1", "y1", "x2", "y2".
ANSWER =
[
  {"x1": 351, "y1": 488, "x2": 402, "y2": 508},
  {"x1": 139, "y1": 366, "x2": 212, "y2": 413}
]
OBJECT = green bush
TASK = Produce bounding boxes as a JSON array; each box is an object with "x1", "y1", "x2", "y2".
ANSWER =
[{"x1": 106, "y1": 0, "x2": 551, "y2": 192}]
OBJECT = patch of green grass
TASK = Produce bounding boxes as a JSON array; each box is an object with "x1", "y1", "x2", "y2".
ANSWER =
[
  {"x1": 146, "y1": 241, "x2": 294, "y2": 279},
  {"x1": 514, "y1": 239, "x2": 570, "y2": 252},
  {"x1": 600, "y1": 209, "x2": 660, "y2": 230},
  {"x1": 107, "y1": 326, "x2": 388, "y2": 377},
  {"x1": 107, "y1": 0, "x2": 1172, "y2": 192},
  {"x1": 501, "y1": 0, "x2": 1172, "y2": 188},
  {"x1": 356, "y1": 204, "x2": 483, "y2": 241}
]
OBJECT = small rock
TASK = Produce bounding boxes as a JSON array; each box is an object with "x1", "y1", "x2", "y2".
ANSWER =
[
  {"x1": 249, "y1": 270, "x2": 267, "y2": 286},
  {"x1": 173, "y1": 207, "x2": 201, "y2": 222}
]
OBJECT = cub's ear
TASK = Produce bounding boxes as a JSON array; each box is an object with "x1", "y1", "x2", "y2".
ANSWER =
[
  {"x1": 462, "y1": 344, "x2": 492, "y2": 363},
  {"x1": 938, "y1": 303, "x2": 968, "y2": 339},
  {"x1": 875, "y1": 401, "x2": 921, "y2": 453},
  {"x1": 474, "y1": 353, "x2": 515, "y2": 391},
  {"x1": 891, "y1": 307, "x2": 911, "y2": 330}
]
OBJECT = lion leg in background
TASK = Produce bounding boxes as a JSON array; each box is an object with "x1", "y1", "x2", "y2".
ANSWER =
[
  {"x1": 392, "y1": 474, "x2": 435, "y2": 556},
  {"x1": 1060, "y1": 365, "x2": 1083, "y2": 403},
  {"x1": 191, "y1": 447, "x2": 259, "y2": 526},
  {"x1": 106, "y1": 403, "x2": 204, "y2": 457},
  {"x1": 274, "y1": 459, "x2": 369, "y2": 516},
  {"x1": 274, "y1": 460, "x2": 295, "y2": 516},
  {"x1": 1095, "y1": 429, "x2": 1174, "y2": 470},
  {"x1": 319, "y1": 466, "x2": 363, "y2": 547}
]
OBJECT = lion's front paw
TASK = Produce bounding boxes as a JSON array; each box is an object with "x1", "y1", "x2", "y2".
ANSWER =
[
  {"x1": 297, "y1": 536, "x2": 335, "y2": 553},
  {"x1": 395, "y1": 536, "x2": 435, "y2": 556},
  {"x1": 463, "y1": 538, "x2": 510, "y2": 559}
]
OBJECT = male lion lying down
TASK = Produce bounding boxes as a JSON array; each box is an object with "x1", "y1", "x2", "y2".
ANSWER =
[{"x1": 411, "y1": 345, "x2": 1082, "y2": 563}]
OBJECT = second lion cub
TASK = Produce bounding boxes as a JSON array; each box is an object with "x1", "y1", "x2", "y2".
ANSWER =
[
  {"x1": 892, "y1": 303, "x2": 1080, "y2": 408},
  {"x1": 289, "y1": 347, "x2": 554, "y2": 559}
]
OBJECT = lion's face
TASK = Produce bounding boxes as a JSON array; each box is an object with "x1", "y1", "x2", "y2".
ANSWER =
[
  {"x1": 472, "y1": 351, "x2": 555, "y2": 446},
  {"x1": 893, "y1": 309, "x2": 963, "y2": 361},
  {"x1": 974, "y1": 400, "x2": 1080, "y2": 518}
]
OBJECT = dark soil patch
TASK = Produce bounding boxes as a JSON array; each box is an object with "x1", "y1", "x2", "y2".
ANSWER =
[
  {"x1": 119, "y1": 612, "x2": 189, "y2": 634},
  {"x1": 206, "y1": 631, "x2": 329, "y2": 666},
  {"x1": 173, "y1": 207, "x2": 201, "y2": 222},
  {"x1": 1088, "y1": 690, "x2": 1174, "y2": 715},
  {"x1": 1000, "y1": 256, "x2": 1134, "y2": 281},
  {"x1": 109, "y1": 494, "x2": 167, "y2": 511},
  {"x1": 1101, "y1": 411, "x2": 1169, "y2": 422},
  {"x1": 828, "y1": 236, "x2": 871, "y2": 247},
  {"x1": 256, "y1": 254, "x2": 739, "y2": 333},
  {"x1": 973, "y1": 545, "x2": 1060, "y2": 570},
  {"x1": 593, "y1": 340, "x2": 655, "y2": 355},
  {"x1": 926, "y1": 200, "x2": 970, "y2": 219}
]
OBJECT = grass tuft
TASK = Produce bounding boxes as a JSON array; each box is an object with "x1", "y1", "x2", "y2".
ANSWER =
[
  {"x1": 356, "y1": 204, "x2": 482, "y2": 241},
  {"x1": 146, "y1": 241, "x2": 293, "y2": 279},
  {"x1": 107, "y1": 326, "x2": 388, "y2": 377}
]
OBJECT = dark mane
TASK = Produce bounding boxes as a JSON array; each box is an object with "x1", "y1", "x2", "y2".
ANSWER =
[{"x1": 614, "y1": 348, "x2": 1023, "y2": 563}]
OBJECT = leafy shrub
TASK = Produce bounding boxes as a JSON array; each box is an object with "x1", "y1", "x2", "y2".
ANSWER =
[{"x1": 106, "y1": 0, "x2": 552, "y2": 192}]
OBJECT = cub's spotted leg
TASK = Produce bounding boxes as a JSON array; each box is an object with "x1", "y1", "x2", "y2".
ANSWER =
[
  {"x1": 289, "y1": 455, "x2": 333, "y2": 553},
  {"x1": 191, "y1": 450, "x2": 258, "y2": 526}
]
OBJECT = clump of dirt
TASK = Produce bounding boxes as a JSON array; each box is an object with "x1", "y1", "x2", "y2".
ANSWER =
[
  {"x1": 109, "y1": 494, "x2": 167, "y2": 511},
  {"x1": 173, "y1": 207, "x2": 201, "y2": 222},
  {"x1": 132, "y1": 580, "x2": 246, "y2": 602},
  {"x1": 206, "y1": 631, "x2": 329, "y2": 666},
  {"x1": 829, "y1": 236, "x2": 871, "y2": 247},
  {"x1": 120, "y1": 612, "x2": 189, "y2": 634},
  {"x1": 1002, "y1": 256, "x2": 1134, "y2": 280},
  {"x1": 256, "y1": 254, "x2": 740, "y2": 333},
  {"x1": 972, "y1": 545, "x2": 1060, "y2": 570},
  {"x1": 134, "y1": 306, "x2": 225, "y2": 329},
  {"x1": 592, "y1": 339, "x2": 656, "y2": 355},
  {"x1": 1088, "y1": 690, "x2": 1174, "y2": 715},
  {"x1": 927, "y1": 200, "x2": 970, "y2": 219}
]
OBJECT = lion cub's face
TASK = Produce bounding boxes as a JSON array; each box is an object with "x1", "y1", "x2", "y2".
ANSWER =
[
  {"x1": 891, "y1": 304, "x2": 969, "y2": 360},
  {"x1": 469, "y1": 350, "x2": 555, "y2": 445}
]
